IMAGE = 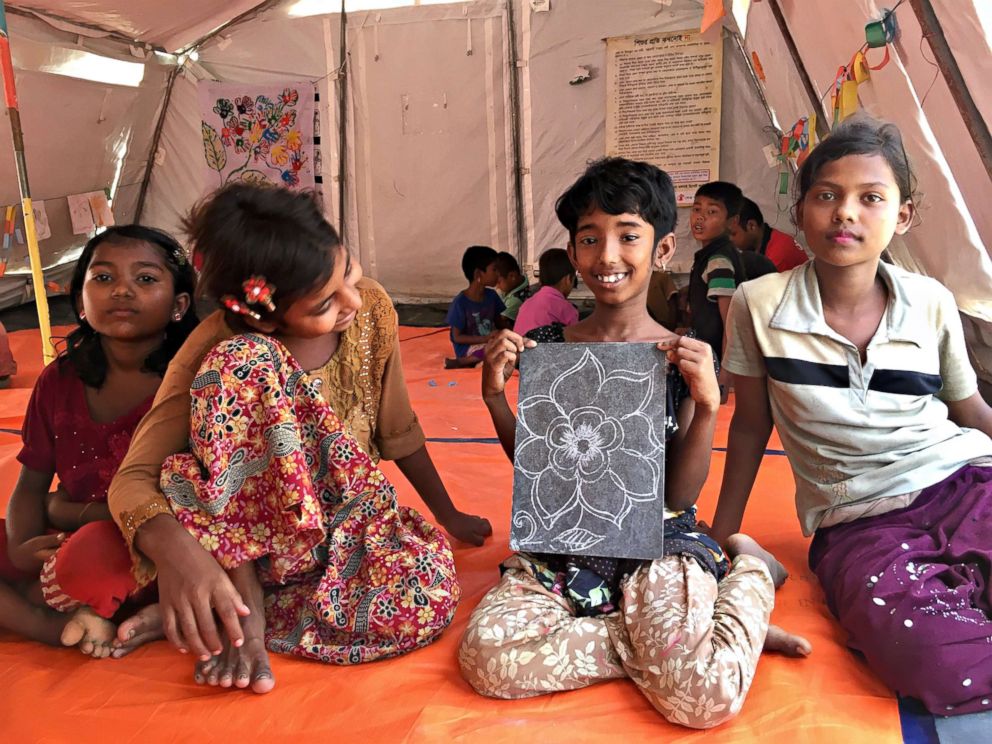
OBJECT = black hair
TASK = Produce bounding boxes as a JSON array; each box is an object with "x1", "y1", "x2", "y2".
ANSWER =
[
  {"x1": 494, "y1": 251, "x2": 522, "y2": 278},
  {"x1": 538, "y1": 248, "x2": 575, "y2": 287},
  {"x1": 184, "y1": 183, "x2": 340, "y2": 319},
  {"x1": 555, "y1": 157, "x2": 677, "y2": 246},
  {"x1": 737, "y1": 197, "x2": 764, "y2": 228},
  {"x1": 461, "y1": 245, "x2": 498, "y2": 281},
  {"x1": 65, "y1": 225, "x2": 199, "y2": 388},
  {"x1": 795, "y1": 114, "x2": 917, "y2": 220},
  {"x1": 694, "y1": 181, "x2": 744, "y2": 219}
]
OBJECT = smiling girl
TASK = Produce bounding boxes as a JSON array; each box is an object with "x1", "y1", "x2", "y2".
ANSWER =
[{"x1": 711, "y1": 115, "x2": 992, "y2": 715}]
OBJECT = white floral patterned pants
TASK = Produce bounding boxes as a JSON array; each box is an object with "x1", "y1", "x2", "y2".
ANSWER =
[{"x1": 458, "y1": 553, "x2": 774, "y2": 729}]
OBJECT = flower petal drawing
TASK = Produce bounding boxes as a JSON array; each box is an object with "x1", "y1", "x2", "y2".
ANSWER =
[
  {"x1": 577, "y1": 470, "x2": 639, "y2": 527},
  {"x1": 550, "y1": 349, "x2": 605, "y2": 415},
  {"x1": 515, "y1": 435, "x2": 550, "y2": 478},
  {"x1": 534, "y1": 469, "x2": 578, "y2": 528},
  {"x1": 518, "y1": 395, "x2": 561, "y2": 440}
]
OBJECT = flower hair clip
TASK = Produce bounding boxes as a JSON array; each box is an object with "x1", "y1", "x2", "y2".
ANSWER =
[
  {"x1": 222, "y1": 295, "x2": 261, "y2": 321},
  {"x1": 243, "y1": 276, "x2": 276, "y2": 313}
]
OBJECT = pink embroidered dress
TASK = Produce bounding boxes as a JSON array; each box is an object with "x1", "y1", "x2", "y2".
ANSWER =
[{"x1": 161, "y1": 333, "x2": 459, "y2": 664}]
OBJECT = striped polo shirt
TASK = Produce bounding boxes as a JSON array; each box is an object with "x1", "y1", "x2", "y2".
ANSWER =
[{"x1": 724, "y1": 261, "x2": 992, "y2": 535}]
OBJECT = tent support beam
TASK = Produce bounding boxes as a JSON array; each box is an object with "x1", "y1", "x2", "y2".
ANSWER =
[
  {"x1": 908, "y1": 0, "x2": 992, "y2": 185},
  {"x1": 504, "y1": 0, "x2": 527, "y2": 261},
  {"x1": 337, "y1": 1, "x2": 347, "y2": 240},
  {"x1": 766, "y1": 0, "x2": 829, "y2": 140},
  {"x1": 729, "y1": 30, "x2": 781, "y2": 140},
  {"x1": 134, "y1": 64, "x2": 181, "y2": 224},
  {"x1": 180, "y1": 0, "x2": 286, "y2": 55}
]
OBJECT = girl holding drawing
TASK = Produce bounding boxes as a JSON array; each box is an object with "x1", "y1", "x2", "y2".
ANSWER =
[{"x1": 458, "y1": 157, "x2": 808, "y2": 729}]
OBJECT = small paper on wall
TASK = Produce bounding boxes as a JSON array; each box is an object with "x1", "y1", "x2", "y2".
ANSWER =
[
  {"x1": 87, "y1": 191, "x2": 115, "y2": 228},
  {"x1": 67, "y1": 193, "x2": 97, "y2": 235},
  {"x1": 32, "y1": 201, "x2": 52, "y2": 241}
]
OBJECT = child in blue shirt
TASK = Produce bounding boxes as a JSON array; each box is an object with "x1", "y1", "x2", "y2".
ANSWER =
[{"x1": 445, "y1": 245, "x2": 505, "y2": 369}]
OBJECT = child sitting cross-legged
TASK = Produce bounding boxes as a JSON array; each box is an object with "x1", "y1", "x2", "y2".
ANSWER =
[
  {"x1": 444, "y1": 245, "x2": 505, "y2": 369},
  {"x1": 458, "y1": 158, "x2": 809, "y2": 730}
]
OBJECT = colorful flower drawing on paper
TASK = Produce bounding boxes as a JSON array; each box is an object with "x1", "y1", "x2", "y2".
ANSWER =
[
  {"x1": 199, "y1": 82, "x2": 315, "y2": 191},
  {"x1": 512, "y1": 348, "x2": 664, "y2": 554}
]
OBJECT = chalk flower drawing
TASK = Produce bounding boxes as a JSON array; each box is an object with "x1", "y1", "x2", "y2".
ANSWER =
[{"x1": 514, "y1": 348, "x2": 663, "y2": 552}]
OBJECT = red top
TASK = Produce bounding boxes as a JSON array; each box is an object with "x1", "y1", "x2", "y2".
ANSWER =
[
  {"x1": 17, "y1": 359, "x2": 154, "y2": 503},
  {"x1": 764, "y1": 227, "x2": 809, "y2": 272}
]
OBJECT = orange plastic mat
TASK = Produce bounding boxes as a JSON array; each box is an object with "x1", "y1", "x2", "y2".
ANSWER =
[{"x1": 0, "y1": 326, "x2": 901, "y2": 742}]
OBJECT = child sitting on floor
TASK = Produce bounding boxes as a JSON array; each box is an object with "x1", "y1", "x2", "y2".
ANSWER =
[
  {"x1": 494, "y1": 251, "x2": 532, "y2": 325},
  {"x1": 513, "y1": 248, "x2": 578, "y2": 337},
  {"x1": 444, "y1": 245, "x2": 504, "y2": 368},
  {"x1": 0, "y1": 226, "x2": 197, "y2": 657},
  {"x1": 727, "y1": 197, "x2": 808, "y2": 272},
  {"x1": 459, "y1": 158, "x2": 809, "y2": 730},
  {"x1": 109, "y1": 184, "x2": 475, "y2": 693},
  {"x1": 711, "y1": 115, "x2": 992, "y2": 717}
]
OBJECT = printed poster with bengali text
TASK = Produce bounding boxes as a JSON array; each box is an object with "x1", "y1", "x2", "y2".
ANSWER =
[{"x1": 606, "y1": 30, "x2": 723, "y2": 207}]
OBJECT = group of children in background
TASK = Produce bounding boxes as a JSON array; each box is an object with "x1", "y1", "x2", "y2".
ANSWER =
[{"x1": 2, "y1": 115, "x2": 991, "y2": 728}]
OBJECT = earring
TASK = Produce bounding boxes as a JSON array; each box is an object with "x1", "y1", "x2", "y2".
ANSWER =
[
  {"x1": 79, "y1": 310, "x2": 86, "y2": 321},
  {"x1": 172, "y1": 312, "x2": 183, "y2": 322}
]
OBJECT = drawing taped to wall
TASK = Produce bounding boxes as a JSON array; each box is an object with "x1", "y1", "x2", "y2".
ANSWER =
[{"x1": 510, "y1": 343, "x2": 666, "y2": 559}]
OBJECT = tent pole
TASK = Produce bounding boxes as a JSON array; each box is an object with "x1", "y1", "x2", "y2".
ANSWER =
[
  {"x1": 337, "y1": 0, "x2": 347, "y2": 241},
  {"x1": 908, "y1": 0, "x2": 992, "y2": 185},
  {"x1": 0, "y1": 1, "x2": 54, "y2": 364},
  {"x1": 504, "y1": 0, "x2": 527, "y2": 261},
  {"x1": 766, "y1": 0, "x2": 829, "y2": 140},
  {"x1": 134, "y1": 64, "x2": 182, "y2": 224},
  {"x1": 729, "y1": 30, "x2": 781, "y2": 139}
]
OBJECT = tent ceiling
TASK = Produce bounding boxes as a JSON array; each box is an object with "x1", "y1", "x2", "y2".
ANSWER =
[{"x1": 8, "y1": 1, "x2": 266, "y2": 49}]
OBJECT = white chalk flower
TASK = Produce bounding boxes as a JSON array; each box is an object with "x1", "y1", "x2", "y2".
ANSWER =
[{"x1": 515, "y1": 348, "x2": 663, "y2": 552}]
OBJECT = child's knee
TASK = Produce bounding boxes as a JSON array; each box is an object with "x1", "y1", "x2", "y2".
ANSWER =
[{"x1": 43, "y1": 521, "x2": 135, "y2": 617}]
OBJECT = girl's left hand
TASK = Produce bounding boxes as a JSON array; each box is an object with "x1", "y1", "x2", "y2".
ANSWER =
[{"x1": 658, "y1": 336, "x2": 720, "y2": 412}]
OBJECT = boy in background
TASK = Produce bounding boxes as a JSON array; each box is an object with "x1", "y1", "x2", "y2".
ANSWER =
[
  {"x1": 513, "y1": 248, "x2": 578, "y2": 337},
  {"x1": 445, "y1": 245, "x2": 504, "y2": 369},
  {"x1": 728, "y1": 197, "x2": 808, "y2": 271},
  {"x1": 494, "y1": 251, "x2": 532, "y2": 325},
  {"x1": 689, "y1": 181, "x2": 747, "y2": 400}
]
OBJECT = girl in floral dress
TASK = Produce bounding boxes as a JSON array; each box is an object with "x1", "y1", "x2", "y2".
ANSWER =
[
  {"x1": 458, "y1": 158, "x2": 808, "y2": 729},
  {"x1": 153, "y1": 184, "x2": 459, "y2": 688}
]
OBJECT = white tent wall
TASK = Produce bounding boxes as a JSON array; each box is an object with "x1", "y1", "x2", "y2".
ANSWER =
[
  {"x1": 523, "y1": 0, "x2": 788, "y2": 274},
  {"x1": 0, "y1": 11, "x2": 172, "y2": 308},
  {"x1": 9, "y1": 0, "x2": 265, "y2": 52},
  {"x1": 342, "y1": 0, "x2": 517, "y2": 299},
  {"x1": 143, "y1": 0, "x2": 786, "y2": 296}
]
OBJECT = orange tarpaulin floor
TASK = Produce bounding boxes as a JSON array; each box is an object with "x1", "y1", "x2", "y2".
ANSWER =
[{"x1": 0, "y1": 326, "x2": 902, "y2": 742}]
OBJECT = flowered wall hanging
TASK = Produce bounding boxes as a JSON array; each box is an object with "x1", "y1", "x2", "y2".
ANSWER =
[{"x1": 198, "y1": 81, "x2": 316, "y2": 190}]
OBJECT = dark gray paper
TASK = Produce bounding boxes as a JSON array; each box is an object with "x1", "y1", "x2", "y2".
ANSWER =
[{"x1": 510, "y1": 343, "x2": 666, "y2": 559}]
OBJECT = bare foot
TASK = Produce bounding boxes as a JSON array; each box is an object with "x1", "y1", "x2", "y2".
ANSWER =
[
  {"x1": 726, "y1": 533, "x2": 789, "y2": 589},
  {"x1": 764, "y1": 623, "x2": 812, "y2": 658},
  {"x1": 194, "y1": 636, "x2": 274, "y2": 694},
  {"x1": 111, "y1": 603, "x2": 165, "y2": 658},
  {"x1": 61, "y1": 606, "x2": 116, "y2": 658}
]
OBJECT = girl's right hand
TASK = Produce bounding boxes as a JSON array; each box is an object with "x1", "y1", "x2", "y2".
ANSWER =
[
  {"x1": 482, "y1": 330, "x2": 535, "y2": 400},
  {"x1": 9, "y1": 532, "x2": 66, "y2": 573}
]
